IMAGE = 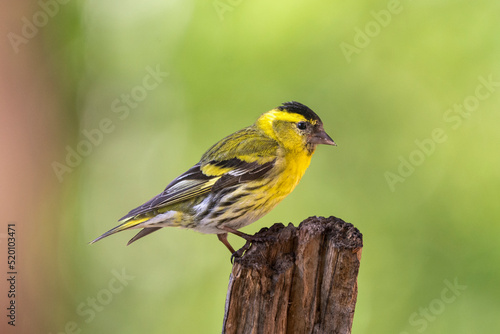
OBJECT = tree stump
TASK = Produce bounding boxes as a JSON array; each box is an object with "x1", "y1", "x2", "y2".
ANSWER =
[{"x1": 222, "y1": 216, "x2": 363, "y2": 334}]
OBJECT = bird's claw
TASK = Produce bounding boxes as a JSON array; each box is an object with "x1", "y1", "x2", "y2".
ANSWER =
[
  {"x1": 230, "y1": 240, "x2": 252, "y2": 264},
  {"x1": 229, "y1": 234, "x2": 277, "y2": 263}
]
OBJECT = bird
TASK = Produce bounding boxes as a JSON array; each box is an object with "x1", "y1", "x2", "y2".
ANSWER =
[{"x1": 90, "y1": 101, "x2": 336, "y2": 258}]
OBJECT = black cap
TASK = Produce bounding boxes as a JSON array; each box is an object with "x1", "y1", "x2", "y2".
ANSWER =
[{"x1": 277, "y1": 101, "x2": 321, "y2": 123}]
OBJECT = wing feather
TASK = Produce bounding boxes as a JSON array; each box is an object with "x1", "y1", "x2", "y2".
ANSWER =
[
  {"x1": 119, "y1": 164, "x2": 217, "y2": 221},
  {"x1": 119, "y1": 126, "x2": 278, "y2": 221},
  {"x1": 210, "y1": 159, "x2": 275, "y2": 192}
]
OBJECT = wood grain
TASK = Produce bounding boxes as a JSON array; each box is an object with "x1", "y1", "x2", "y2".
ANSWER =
[{"x1": 223, "y1": 216, "x2": 363, "y2": 334}]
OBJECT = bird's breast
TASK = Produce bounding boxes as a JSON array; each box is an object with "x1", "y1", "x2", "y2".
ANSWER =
[{"x1": 271, "y1": 150, "x2": 313, "y2": 195}]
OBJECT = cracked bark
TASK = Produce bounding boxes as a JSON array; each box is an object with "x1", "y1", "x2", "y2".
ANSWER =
[{"x1": 222, "y1": 216, "x2": 363, "y2": 334}]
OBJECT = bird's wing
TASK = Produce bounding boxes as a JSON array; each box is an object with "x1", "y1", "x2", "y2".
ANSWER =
[
  {"x1": 119, "y1": 127, "x2": 279, "y2": 221},
  {"x1": 201, "y1": 127, "x2": 278, "y2": 165},
  {"x1": 118, "y1": 163, "x2": 217, "y2": 221},
  {"x1": 200, "y1": 127, "x2": 279, "y2": 191}
]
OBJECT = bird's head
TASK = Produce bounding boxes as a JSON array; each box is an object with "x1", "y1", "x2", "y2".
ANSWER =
[{"x1": 256, "y1": 101, "x2": 336, "y2": 154}]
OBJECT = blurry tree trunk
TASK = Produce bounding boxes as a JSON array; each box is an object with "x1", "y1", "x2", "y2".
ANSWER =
[
  {"x1": 222, "y1": 216, "x2": 363, "y2": 334},
  {"x1": 1, "y1": 2, "x2": 70, "y2": 333}
]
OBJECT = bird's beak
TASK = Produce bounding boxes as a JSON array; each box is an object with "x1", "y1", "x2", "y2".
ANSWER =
[{"x1": 310, "y1": 129, "x2": 336, "y2": 146}]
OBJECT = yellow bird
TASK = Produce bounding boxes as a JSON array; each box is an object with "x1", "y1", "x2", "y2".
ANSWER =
[{"x1": 91, "y1": 101, "x2": 335, "y2": 258}]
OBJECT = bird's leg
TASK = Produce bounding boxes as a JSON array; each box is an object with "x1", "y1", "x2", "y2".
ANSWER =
[
  {"x1": 220, "y1": 226, "x2": 275, "y2": 243},
  {"x1": 217, "y1": 231, "x2": 249, "y2": 263},
  {"x1": 219, "y1": 226, "x2": 273, "y2": 263},
  {"x1": 219, "y1": 226, "x2": 257, "y2": 241},
  {"x1": 217, "y1": 233, "x2": 236, "y2": 254}
]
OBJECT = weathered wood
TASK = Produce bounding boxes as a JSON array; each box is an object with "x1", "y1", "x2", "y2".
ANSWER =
[{"x1": 222, "y1": 216, "x2": 363, "y2": 334}]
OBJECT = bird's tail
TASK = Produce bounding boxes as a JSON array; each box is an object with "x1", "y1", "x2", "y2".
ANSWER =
[{"x1": 89, "y1": 216, "x2": 150, "y2": 244}]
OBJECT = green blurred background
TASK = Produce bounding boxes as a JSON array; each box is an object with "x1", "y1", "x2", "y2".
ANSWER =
[{"x1": 2, "y1": 0, "x2": 500, "y2": 333}]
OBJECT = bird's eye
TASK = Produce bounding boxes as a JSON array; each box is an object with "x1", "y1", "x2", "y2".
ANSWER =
[{"x1": 297, "y1": 122, "x2": 307, "y2": 130}]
